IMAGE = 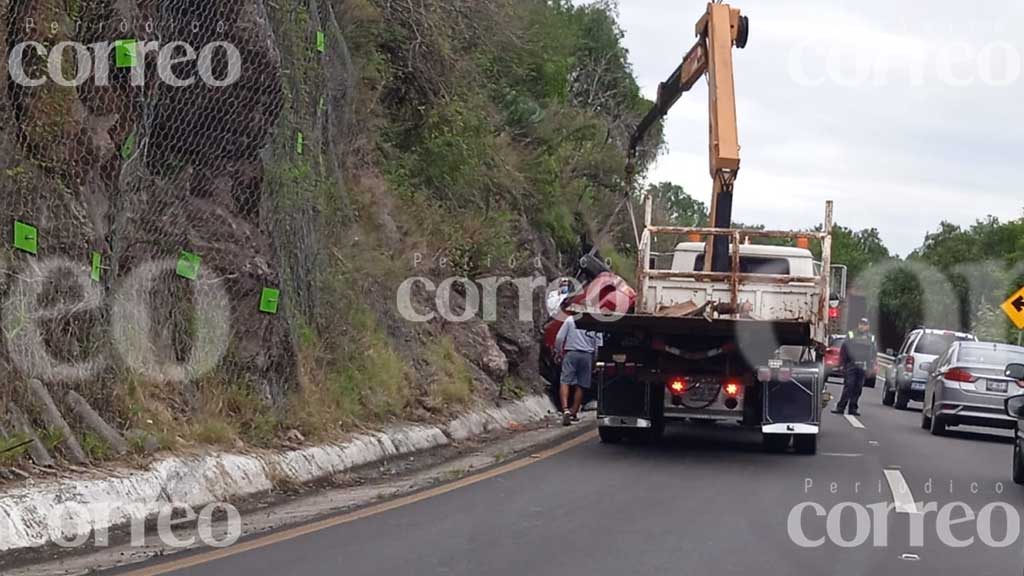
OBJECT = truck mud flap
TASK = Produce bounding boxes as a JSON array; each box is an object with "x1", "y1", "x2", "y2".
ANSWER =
[{"x1": 763, "y1": 372, "x2": 820, "y2": 428}]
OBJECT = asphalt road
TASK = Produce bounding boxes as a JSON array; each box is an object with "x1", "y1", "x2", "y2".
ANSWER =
[{"x1": 117, "y1": 382, "x2": 1024, "y2": 576}]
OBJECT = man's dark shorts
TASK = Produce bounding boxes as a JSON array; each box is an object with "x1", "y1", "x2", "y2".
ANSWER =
[{"x1": 560, "y1": 350, "x2": 594, "y2": 389}]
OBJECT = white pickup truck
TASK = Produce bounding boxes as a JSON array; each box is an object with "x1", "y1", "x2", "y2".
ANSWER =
[{"x1": 575, "y1": 202, "x2": 843, "y2": 454}]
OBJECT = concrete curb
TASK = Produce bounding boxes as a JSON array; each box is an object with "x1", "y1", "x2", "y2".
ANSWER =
[{"x1": 0, "y1": 395, "x2": 555, "y2": 552}]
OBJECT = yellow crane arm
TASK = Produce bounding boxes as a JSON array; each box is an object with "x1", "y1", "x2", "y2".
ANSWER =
[{"x1": 627, "y1": 2, "x2": 749, "y2": 273}]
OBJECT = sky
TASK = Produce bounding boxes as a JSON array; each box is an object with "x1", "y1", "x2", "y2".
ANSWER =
[{"x1": 613, "y1": 0, "x2": 1023, "y2": 257}]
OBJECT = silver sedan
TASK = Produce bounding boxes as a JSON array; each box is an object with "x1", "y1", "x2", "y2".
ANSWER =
[{"x1": 921, "y1": 341, "x2": 1024, "y2": 435}]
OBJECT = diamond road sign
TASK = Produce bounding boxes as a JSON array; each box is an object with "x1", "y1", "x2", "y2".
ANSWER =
[{"x1": 1002, "y1": 286, "x2": 1024, "y2": 330}]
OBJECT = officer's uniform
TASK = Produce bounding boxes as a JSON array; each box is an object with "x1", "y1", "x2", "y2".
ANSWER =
[{"x1": 835, "y1": 330, "x2": 876, "y2": 414}]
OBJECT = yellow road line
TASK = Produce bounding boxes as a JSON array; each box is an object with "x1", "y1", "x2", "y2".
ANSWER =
[{"x1": 122, "y1": 430, "x2": 597, "y2": 576}]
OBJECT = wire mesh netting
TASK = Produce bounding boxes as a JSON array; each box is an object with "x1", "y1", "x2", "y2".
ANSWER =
[{"x1": 0, "y1": 0, "x2": 355, "y2": 421}]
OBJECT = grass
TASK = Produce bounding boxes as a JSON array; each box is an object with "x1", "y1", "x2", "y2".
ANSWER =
[
  {"x1": 80, "y1": 432, "x2": 112, "y2": 461},
  {"x1": 426, "y1": 337, "x2": 474, "y2": 408}
]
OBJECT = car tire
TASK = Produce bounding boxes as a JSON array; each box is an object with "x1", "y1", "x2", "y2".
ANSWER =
[
  {"x1": 895, "y1": 387, "x2": 909, "y2": 410},
  {"x1": 598, "y1": 426, "x2": 624, "y2": 444},
  {"x1": 763, "y1": 433, "x2": 790, "y2": 453},
  {"x1": 793, "y1": 434, "x2": 817, "y2": 455},
  {"x1": 882, "y1": 385, "x2": 895, "y2": 407},
  {"x1": 929, "y1": 399, "x2": 946, "y2": 436},
  {"x1": 1013, "y1": 440, "x2": 1024, "y2": 485}
]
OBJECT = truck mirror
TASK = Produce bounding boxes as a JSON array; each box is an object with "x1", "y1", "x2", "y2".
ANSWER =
[{"x1": 829, "y1": 265, "x2": 847, "y2": 301}]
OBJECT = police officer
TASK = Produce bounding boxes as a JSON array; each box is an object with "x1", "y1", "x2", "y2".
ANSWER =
[{"x1": 831, "y1": 317, "x2": 877, "y2": 417}]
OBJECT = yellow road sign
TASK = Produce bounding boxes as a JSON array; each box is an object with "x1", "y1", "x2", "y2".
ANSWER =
[{"x1": 1002, "y1": 287, "x2": 1024, "y2": 330}]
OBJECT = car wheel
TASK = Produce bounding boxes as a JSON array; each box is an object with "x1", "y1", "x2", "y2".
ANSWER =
[
  {"x1": 598, "y1": 426, "x2": 624, "y2": 444},
  {"x1": 793, "y1": 434, "x2": 817, "y2": 455},
  {"x1": 895, "y1": 387, "x2": 909, "y2": 410},
  {"x1": 882, "y1": 384, "x2": 895, "y2": 407},
  {"x1": 1013, "y1": 439, "x2": 1024, "y2": 485},
  {"x1": 865, "y1": 376, "x2": 876, "y2": 389},
  {"x1": 929, "y1": 399, "x2": 946, "y2": 436}
]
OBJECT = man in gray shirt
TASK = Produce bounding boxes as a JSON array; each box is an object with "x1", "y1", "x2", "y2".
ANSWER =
[{"x1": 555, "y1": 315, "x2": 603, "y2": 426}]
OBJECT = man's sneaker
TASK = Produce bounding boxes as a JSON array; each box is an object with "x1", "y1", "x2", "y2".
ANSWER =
[
  {"x1": 830, "y1": 408, "x2": 845, "y2": 415},
  {"x1": 562, "y1": 410, "x2": 572, "y2": 426},
  {"x1": 571, "y1": 413, "x2": 580, "y2": 422},
  {"x1": 848, "y1": 410, "x2": 861, "y2": 417}
]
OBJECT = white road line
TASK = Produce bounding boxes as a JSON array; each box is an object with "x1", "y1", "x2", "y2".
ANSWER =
[
  {"x1": 822, "y1": 453, "x2": 863, "y2": 458},
  {"x1": 884, "y1": 469, "x2": 920, "y2": 514},
  {"x1": 845, "y1": 414, "x2": 865, "y2": 429}
]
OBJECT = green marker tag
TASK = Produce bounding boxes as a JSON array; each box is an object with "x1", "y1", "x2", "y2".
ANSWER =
[
  {"x1": 114, "y1": 39, "x2": 138, "y2": 68},
  {"x1": 316, "y1": 31, "x2": 326, "y2": 53},
  {"x1": 296, "y1": 131, "x2": 304, "y2": 155},
  {"x1": 319, "y1": 95, "x2": 325, "y2": 111},
  {"x1": 91, "y1": 252, "x2": 102, "y2": 282},
  {"x1": 13, "y1": 221, "x2": 38, "y2": 254},
  {"x1": 176, "y1": 250, "x2": 201, "y2": 280},
  {"x1": 260, "y1": 288, "x2": 280, "y2": 314},
  {"x1": 121, "y1": 132, "x2": 136, "y2": 159}
]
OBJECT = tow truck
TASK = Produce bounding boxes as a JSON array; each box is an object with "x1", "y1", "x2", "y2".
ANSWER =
[{"x1": 543, "y1": 2, "x2": 845, "y2": 454}]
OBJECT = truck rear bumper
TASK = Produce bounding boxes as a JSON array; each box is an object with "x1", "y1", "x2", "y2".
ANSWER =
[
  {"x1": 598, "y1": 416, "x2": 652, "y2": 429},
  {"x1": 763, "y1": 423, "x2": 819, "y2": 435}
]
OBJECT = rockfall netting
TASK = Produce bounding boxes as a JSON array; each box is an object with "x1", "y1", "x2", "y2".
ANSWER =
[{"x1": 0, "y1": 0, "x2": 356, "y2": 417}]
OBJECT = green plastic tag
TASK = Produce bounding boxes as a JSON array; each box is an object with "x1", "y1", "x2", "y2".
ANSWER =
[
  {"x1": 296, "y1": 131, "x2": 304, "y2": 155},
  {"x1": 91, "y1": 252, "x2": 102, "y2": 282},
  {"x1": 121, "y1": 132, "x2": 136, "y2": 159},
  {"x1": 260, "y1": 288, "x2": 280, "y2": 314},
  {"x1": 316, "y1": 31, "x2": 326, "y2": 53},
  {"x1": 176, "y1": 250, "x2": 201, "y2": 280},
  {"x1": 13, "y1": 221, "x2": 37, "y2": 254},
  {"x1": 114, "y1": 39, "x2": 138, "y2": 68}
]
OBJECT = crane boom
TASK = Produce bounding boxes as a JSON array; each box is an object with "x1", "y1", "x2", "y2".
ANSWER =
[{"x1": 627, "y1": 2, "x2": 748, "y2": 273}]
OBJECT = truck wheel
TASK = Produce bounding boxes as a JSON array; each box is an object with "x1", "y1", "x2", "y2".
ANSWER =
[
  {"x1": 793, "y1": 434, "x2": 817, "y2": 455},
  {"x1": 598, "y1": 426, "x2": 625, "y2": 444},
  {"x1": 882, "y1": 385, "x2": 895, "y2": 407},
  {"x1": 865, "y1": 376, "x2": 876, "y2": 389},
  {"x1": 763, "y1": 433, "x2": 790, "y2": 453},
  {"x1": 894, "y1": 388, "x2": 909, "y2": 410}
]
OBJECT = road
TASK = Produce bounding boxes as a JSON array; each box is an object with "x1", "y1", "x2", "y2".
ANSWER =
[{"x1": 114, "y1": 381, "x2": 1023, "y2": 576}]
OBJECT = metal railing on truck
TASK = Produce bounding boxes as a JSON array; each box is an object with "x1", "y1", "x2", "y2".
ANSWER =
[{"x1": 636, "y1": 199, "x2": 834, "y2": 319}]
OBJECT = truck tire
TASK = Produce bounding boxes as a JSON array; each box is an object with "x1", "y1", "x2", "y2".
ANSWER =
[
  {"x1": 793, "y1": 434, "x2": 817, "y2": 455},
  {"x1": 763, "y1": 433, "x2": 790, "y2": 453},
  {"x1": 920, "y1": 403, "x2": 932, "y2": 429},
  {"x1": 599, "y1": 426, "x2": 625, "y2": 444},
  {"x1": 882, "y1": 384, "x2": 895, "y2": 407},
  {"x1": 865, "y1": 376, "x2": 876, "y2": 389}
]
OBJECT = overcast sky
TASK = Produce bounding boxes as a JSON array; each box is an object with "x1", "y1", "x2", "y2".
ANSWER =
[{"x1": 614, "y1": 0, "x2": 1023, "y2": 257}]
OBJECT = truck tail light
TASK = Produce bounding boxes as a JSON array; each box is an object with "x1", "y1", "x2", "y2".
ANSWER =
[
  {"x1": 668, "y1": 378, "x2": 687, "y2": 395},
  {"x1": 828, "y1": 306, "x2": 839, "y2": 319},
  {"x1": 943, "y1": 368, "x2": 977, "y2": 383},
  {"x1": 904, "y1": 356, "x2": 914, "y2": 372},
  {"x1": 724, "y1": 382, "x2": 741, "y2": 397}
]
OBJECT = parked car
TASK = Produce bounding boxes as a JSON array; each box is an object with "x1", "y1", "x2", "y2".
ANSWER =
[
  {"x1": 824, "y1": 334, "x2": 878, "y2": 388},
  {"x1": 883, "y1": 328, "x2": 976, "y2": 409},
  {"x1": 920, "y1": 342, "x2": 1024, "y2": 435},
  {"x1": 1003, "y1": 363, "x2": 1024, "y2": 484}
]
